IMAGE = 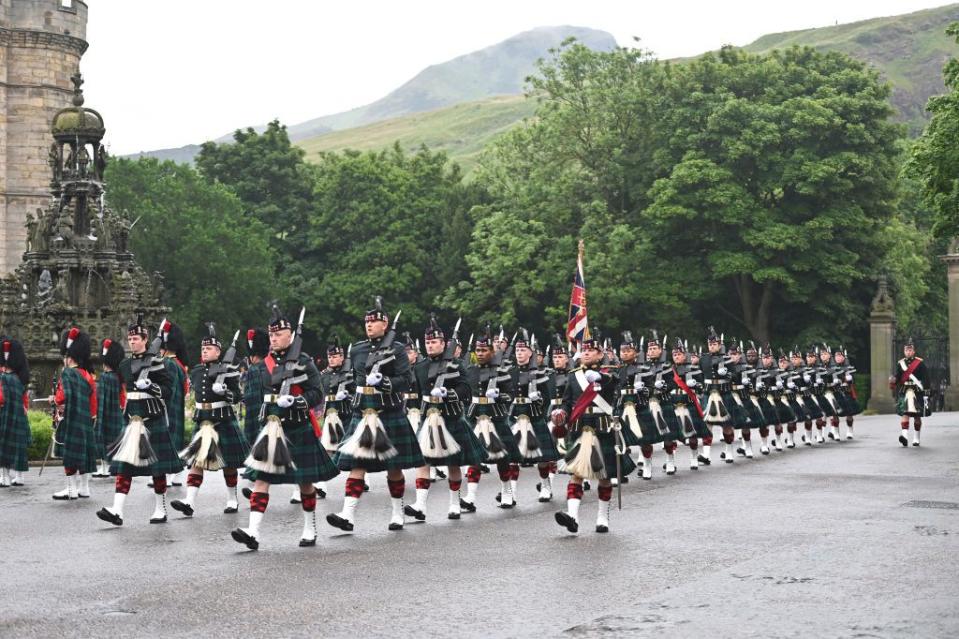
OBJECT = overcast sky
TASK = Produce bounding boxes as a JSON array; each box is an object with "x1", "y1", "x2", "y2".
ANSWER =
[{"x1": 80, "y1": 0, "x2": 950, "y2": 154}]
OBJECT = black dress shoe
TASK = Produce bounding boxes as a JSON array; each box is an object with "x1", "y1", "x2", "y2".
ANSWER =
[
  {"x1": 498, "y1": 501, "x2": 515, "y2": 509},
  {"x1": 52, "y1": 493, "x2": 74, "y2": 501},
  {"x1": 434, "y1": 468, "x2": 447, "y2": 480},
  {"x1": 298, "y1": 537, "x2": 317, "y2": 547},
  {"x1": 736, "y1": 447, "x2": 746, "y2": 456},
  {"x1": 170, "y1": 500, "x2": 194, "y2": 517},
  {"x1": 326, "y1": 512, "x2": 354, "y2": 532},
  {"x1": 619, "y1": 475, "x2": 629, "y2": 484},
  {"x1": 698, "y1": 454, "x2": 711, "y2": 465},
  {"x1": 495, "y1": 492, "x2": 501, "y2": 503},
  {"x1": 223, "y1": 505, "x2": 238, "y2": 514},
  {"x1": 96, "y1": 507, "x2": 122, "y2": 526},
  {"x1": 448, "y1": 512, "x2": 461, "y2": 520},
  {"x1": 479, "y1": 464, "x2": 490, "y2": 473},
  {"x1": 555, "y1": 511, "x2": 578, "y2": 533},
  {"x1": 149, "y1": 514, "x2": 167, "y2": 524},
  {"x1": 231, "y1": 528, "x2": 259, "y2": 550},
  {"x1": 404, "y1": 505, "x2": 426, "y2": 521},
  {"x1": 899, "y1": 434, "x2": 908, "y2": 447},
  {"x1": 459, "y1": 498, "x2": 476, "y2": 513},
  {"x1": 596, "y1": 524, "x2": 609, "y2": 533},
  {"x1": 388, "y1": 522, "x2": 404, "y2": 531},
  {"x1": 363, "y1": 482, "x2": 370, "y2": 492},
  {"x1": 315, "y1": 487, "x2": 326, "y2": 499},
  {"x1": 241, "y1": 487, "x2": 253, "y2": 500},
  {"x1": 538, "y1": 495, "x2": 552, "y2": 503},
  {"x1": 582, "y1": 481, "x2": 591, "y2": 491}
]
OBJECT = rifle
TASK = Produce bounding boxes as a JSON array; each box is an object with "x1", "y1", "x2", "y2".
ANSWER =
[
  {"x1": 270, "y1": 308, "x2": 307, "y2": 397},
  {"x1": 368, "y1": 310, "x2": 402, "y2": 378},
  {"x1": 39, "y1": 373, "x2": 61, "y2": 476},
  {"x1": 431, "y1": 318, "x2": 463, "y2": 394},
  {"x1": 335, "y1": 344, "x2": 354, "y2": 396},
  {"x1": 131, "y1": 317, "x2": 166, "y2": 380},
  {"x1": 461, "y1": 332, "x2": 473, "y2": 367}
]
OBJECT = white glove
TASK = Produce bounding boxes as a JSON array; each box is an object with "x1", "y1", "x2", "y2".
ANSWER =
[
  {"x1": 633, "y1": 378, "x2": 645, "y2": 391},
  {"x1": 365, "y1": 372, "x2": 383, "y2": 387},
  {"x1": 528, "y1": 390, "x2": 542, "y2": 402},
  {"x1": 654, "y1": 379, "x2": 665, "y2": 390},
  {"x1": 430, "y1": 387, "x2": 448, "y2": 398},
  {"x1": 276, "y1": 394, "x2": 295, "y2": 408},
  {"x1": 755, "y1": 381, "x2": 764, "y2": 390},
  {"x1": 135, "y1": 378, "x2": 152, "y2": 390},
  {"x1": 717, "y1": 367, "x2": 728, "y2": 377},
  {"x1": 485, "y1": 388, "x2": 499, "y2": 400},
  {"x1": 845, "y1": 373, "x2": 853, "y2": 383},
  {"x1": 584, "y1": 370, "x2": 601, "y2": 383},
  {"x1": 776, "y1": 380, "x2": 784, "y2": 390},
  {"x1": 334, "y1": 389, "x2": 349, "y2": 401},
  {"x1": 787, "y1": 381, "x2": 797, "y2": 390},
  {"x1": 686, "y1": 379, "x2": 697, "y2": 388},
  {"x1": 212, "y1": 382, "x2": 227, "y2": 395},
  {"x1": 802, "y1": 374, "x2": 811, "y2": 383}
]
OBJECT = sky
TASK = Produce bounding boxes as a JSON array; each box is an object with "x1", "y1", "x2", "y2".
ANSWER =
[{"x1": 78, "y1": 0, "x2": 952, "y2": 155}]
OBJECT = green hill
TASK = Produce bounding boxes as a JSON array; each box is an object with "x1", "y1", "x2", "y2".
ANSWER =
[
  {"x1": 297, "y1": 94, "x2": 536, "y2": 173},
  {"x1": 296, "y1": 3, "x2": 959, "y2": 168}
]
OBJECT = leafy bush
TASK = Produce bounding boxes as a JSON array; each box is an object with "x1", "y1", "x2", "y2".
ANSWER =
[{"x1": 27, "y1": 411, "x2": 53, "y2": 461}]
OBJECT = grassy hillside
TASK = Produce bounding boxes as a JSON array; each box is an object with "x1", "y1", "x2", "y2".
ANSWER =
[
  {"x1": 297, "y1": 94, "x2": 536, "y2": 173},
  {"x1": 742, "y1": 3, "x2": 959, "y2": 133}
]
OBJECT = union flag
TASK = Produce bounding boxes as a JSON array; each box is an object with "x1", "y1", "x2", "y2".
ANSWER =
[{"x1": 566, "y1": 240, "x2": 590, "y2": 344}]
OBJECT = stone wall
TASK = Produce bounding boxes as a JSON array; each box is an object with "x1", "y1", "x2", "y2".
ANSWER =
[{"x1": 0, "y1": 0, "x2": 87, "y2": 274}]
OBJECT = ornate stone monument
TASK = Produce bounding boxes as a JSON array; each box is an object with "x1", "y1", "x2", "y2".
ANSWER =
[
  {"x1": 0, "y1": 73, "x2": 167, "y2": 393},
  {"x1": 866, "y1": 276, "x2": 897, "y2": 414}
]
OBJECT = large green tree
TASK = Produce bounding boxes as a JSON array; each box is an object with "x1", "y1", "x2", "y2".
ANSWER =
[
  {"x1": 907, "y1": 22, "x2": 959, "y2": 239},
  {"x1": 106, "y1": 158, "x2": 277, "y2": 346}
]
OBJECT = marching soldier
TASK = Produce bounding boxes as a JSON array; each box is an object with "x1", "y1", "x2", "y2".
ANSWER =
[
  {"x1": 52, "y1": 328, "x2": 98, "y2": 501},
  {"x1": 316, "y1": 335, "x2": 353, "y2": 498},
  {"x1": 462, "y1": 326, "x2": 518, "y2": 512},
  {"x1": 669, "y1": 339, "x2": 708, "y2": 469},
  {"x1": 171, "y1": 324, "x2": 249, "y2": 518},
  {"x1": 160, "y1": 322, "x2": 189, "y2": 487},
  {"x1": 0, "y1": 337, "x2": 30, "y2": 488},
  {"x1": 327, "y1": 298, "x2": 423, "y2": 532},
  {"x1": 538, "y1": 334, "x2": 572, "y2": 498},
  {"x1": 792, "y1": 349, "x2": 823, "y2": 445},
  {"x1": 232, "y1": 306, "x2": 340, "y2": 550},
  {"x1": 832, "y1": 348, "x2": 861, "y2": 439},
  {"x1": 94, "y1": 339, "x2": 126, "y2": 478},
  {"x1": 96, "y1": 315, "x2": 179, "y2": 526},
  {"x1": 894, "y1": 338, "x2": 931, "y2": 447},
  {"x1": 405, "y1": 316, "x2": 487, "y2": 521},
  {"x1": 773, "y1": 351, "x2": 801, "y2": 448},
  {"x1": 553, "y1": 335, "x2": 633, "y2": 534},
  {"x1": 240, "y1": 327, "x2": 269, "y2": 501},
  {"x1": 699, "y1": 327, "x2": 736, "y2": 463}
]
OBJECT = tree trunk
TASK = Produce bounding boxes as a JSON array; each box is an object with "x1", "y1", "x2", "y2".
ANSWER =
[{"x1": 737, "y1": 276, "x2": 774, "y2": 344}]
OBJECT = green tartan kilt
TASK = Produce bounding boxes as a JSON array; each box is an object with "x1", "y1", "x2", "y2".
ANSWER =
[
  {"x1": 816, "y1": 392, "x2": 839, "y2": 418},
  {"x1": 631, "y1": 401, "x2": 682, "y2": 445},
  {"x1": 244, "y1": 419, "x2": 339, "y2": 485},
  {"x1": 800, "y1": 395, "x2": 824, "y2": 420},
  {"x1": 786, "y1": 397, "x2": 806, "y2": 421},
  {"x1": 98, "y1": 417, "x2": 125, "y2": 460},
  {"x1": 55, "y1": 419, "x2": 98, "y2": 474},
  {"x1": 422, "y1": 413, "x2": 488, "y2": 467},
  {"x1": 726, "y1": 392, "x2": 755, "y2": 429},
  {"x1": 492, "y1": 414, "x2": 523, "y2": 463},
  {"x1": 0, "y1": 411, "x2": 30, "y2": 472},
  {"x1": 243, "y1": 406, "x2": 261, "y2": 446},
  {"x1": 335, "y1": 405, "x2": 425, "y2": 473},
  {"x1": 212, "y1": 416, "x2": 250, "y2": 468},
  {"x1": 564, "y1": 428, "x2": 637, "y2": 477},
  {"x1": 111, "y1": 415, "x2": 185, "y2": 477},
  {"x1": 837, "y1": 391, "x2": 862, "y2": 416},
  {"x1": 774, "y1": 397, "x2": 797, "y2": 424},
  {"x1": 512, "y1": 414, "x2": 561, "y2": 463}
]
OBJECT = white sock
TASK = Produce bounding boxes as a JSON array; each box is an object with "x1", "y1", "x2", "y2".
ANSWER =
[
  {"x1": 78, "y1": 473, "x2": 90, "y2": 496},
  {"x1": 185, "y1": 485, "x2": 199, "y2": 508},
  {"x1": 567, "y1": 497, "x2": 581, "y2": 522},
  {"x1": 390, "y1": 497, "x2": 404, "y2": 525},
  {"x1": 464, "y1": 482, "x2": 478, "y2": 504},
  {"x1": 111, "y1": 492, "x2": 127, "y2": 517},
  {"x1": 509, "y1": 478, "x2": 518, "y2": 499},
  {"x1": 500, "y1": 480, "x2": 513, "y2": 505},
  {"x1": 301, "y1": 511, "x2": 316, "y2": 541},
  {"x1": 152, "y1": 493, "x2": 166, "y2": 518},
  {"x1": 246, "y1": 510, "x2": 264, "y2": 537},
  {"x1": 340, "y1": 495, "x2": 359, "y2": 523},
  {"x1": 596, "y1": 499, "x2": 610, "y2": 528},
  {"x1": 449, "y1": 489, "x2": 460, "y2": 515},
  {"x1": 225, "y1": 485, "x2": 238, "y2": 507},
  {"x1": 414, "y1": 486, "x2": 429, "y2": 511}
]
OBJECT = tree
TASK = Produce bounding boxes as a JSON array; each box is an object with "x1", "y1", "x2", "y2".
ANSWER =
[
  {"x1": 907, "y1": 23, "x2": 959, "y2": 239},
  {"x1": 105, "y1": 158, "x2": 277, "y2": 346},
  {"x1": 195, "y1": 120, "x2": 315, "y2": 265}
]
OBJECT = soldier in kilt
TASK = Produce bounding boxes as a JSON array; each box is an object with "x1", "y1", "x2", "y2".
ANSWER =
[
  {"x1": 831, "y1": 349, "x2": 861, "y2": 439},
  {"x1": 94, "y1": 339, "x2": 126, "y2": 478},
  {"x1": 552, "y1": 336, "x2": 633, "y2": 534},
  {"x1": 315, "y1": 335, "x2": 353, "y2": 499},
  {"x1": 669, "y1": 339, "x2": 709, "y2": 470},
  {"x1": 240, "y1": 327, "x2": 269, "y2": 500},
  {"x1": 817, "y1": 346, "x2": 844, "y2": 442},
  {"x1": 96, "y1": 316, "x2": 179, "y2": 527},
  {"x1": 328, "y1": 298, "x2": 423, "y2": 533},
  {"x1": 796, "y1": 349, "x2": 825, "y2": 445},
  {"x1": 232, "y1": 306, "x2": 340, "y2": 550},
  {"x1": 753, "y1": 346, "x2": 786, "y2": 453},
  {"x1": 462, "y1": 327, "x2": 519, "y2": 512},
  {"x1": 538, "y1": 334, "x2": 573, "y2": 499},
  {"x1": 405, "y1": 316, "x2": 487, "y2": 522},
  {"x1": 725, "y1": 342, "x2": 759, "y2": 460},
  {"x1": 171, "y1": 324, "x2": 250, "y2": 519},
  {"x1": 52, "y1": 328, "x2": 98, "y2": 500},
  {"x1": 504, "y1": 330, "x2": 560, "y2": 505},
  {"x1": 734, "y1": 343, "x2": 767, "y2": 458},
  {"x1": 698, "y1": 327, "x2": 736, "y2": 464},
  {"x1": 614, "y1": 332, "x2": 648, "y2": 477},
  {"x1": 160, "y1": 322, "x2": 190, "y2": 486},
  {"x1": 894, "y1": 338, "x2": 931, "y2": 447},
  {"x1": 0, "y1": 338, "x2": 30, "y2": 488},
  {"x1": 775, "y1": 352, "x2": 803, "y2": 448}
]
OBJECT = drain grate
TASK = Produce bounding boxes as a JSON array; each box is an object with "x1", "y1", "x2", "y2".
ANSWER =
[{"x1": 903, "y1": 500, "x2": 959, "y2": 510}]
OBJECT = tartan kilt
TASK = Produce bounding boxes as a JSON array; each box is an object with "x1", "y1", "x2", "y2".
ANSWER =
[
  {"x1": 816, "y1": 392, "x2": 840, "y2": 418},
  {"x1": 491, "y1": 414, "x2": 523, "y2": 463},
  {"x1": 564, "y1": 428, "x2": 637, "y2": 478},
  {"x1": 422, "y1": 413, "x2": 488, "y2": 467},
  {"x1": 787, "y1": 397, "x2": 807, "y2": 421},
  {"x1": 0, "y1": 376, "x2": 30, "y2": 472},
  {"x1": 243, "y1": 408, "x2": 261, "y2": 447},
  {"x1": 837, "y1": 390, "x2": 862, "y2": 416},
  {"x1": 800, "y1": 395, "x2": 824, "y2": 420},
  {"x1": 726, "y1": 392, "x2": 755, "y2": 429},
  {"x1": 244, "y1": 419, "x2": 339, "y2": 485},
  {"x1": 512, "y1": 414, "x2": 561, "y2": 464},
  {"x1": 212, "y1": 416, "x2": 249, "y2": 468},
  {"x1": 334, "y1": 402, "x2": 424, "y2": 473},
  {"x1": 55, "y1": 419, "x2": 98, "y2": 474},
  {"x1": 774, "y1": 397, "x2": 797, "y2": 424},
  {"x1": 111, "y1": 415, "x2": 185, "y2": 477},
  {"x1": 633, "y1": 404, "x2": 664, "y2": 445}
]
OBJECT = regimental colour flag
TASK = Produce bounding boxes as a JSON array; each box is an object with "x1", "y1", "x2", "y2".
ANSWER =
[{"x1": 566, "y1": 240, "x2": 590, "y2": 344}]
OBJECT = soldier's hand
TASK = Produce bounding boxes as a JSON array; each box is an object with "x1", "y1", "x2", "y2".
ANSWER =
[
  {"x1": 135, "y1": 378, "x2": 152, "y2": 390},
  {"x1": 654, "y1": 379, "x2": 666, "y2": 390},
  {"x1": 585, "y1": 370, "x2": 602, "y2": 384},
  {"x1": 334, "y1": 390, "x2": 349, "y2": 401},
  {"x1": 365, "y1": 372, "x2": 383, "y2": 387},
  {"x1": 484, "y1": 388, "x2": 499, "y2": 400},
  {"x1": 845, "y1": 373, "x2": 853, "y2": 383},
  {"x1": 212, "y1": 382, "x2": 227, "y2": 395},
  {"x1": 430, "y1": 387, "x2": 447, "y2": 399},
  {"x1": 633, "y1": 378, "x2": 645, "y2": 391},
  {"x1": 717, "y1": 367, "x2": 728, "y2": 377},
  {"x1": 528, "y1": 390, "x2": 542, "y2": 402},
  {"x1": 276, "y1": 394, "x2": 295, "y2": 408}
]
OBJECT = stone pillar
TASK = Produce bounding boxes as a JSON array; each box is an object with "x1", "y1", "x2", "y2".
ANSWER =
[
  {"x1": 867, "y1": 276, "x2": 897, "y2": 414},
  {"x1": 941, "y1": 241, "x2": 959, "y2": 411}
]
